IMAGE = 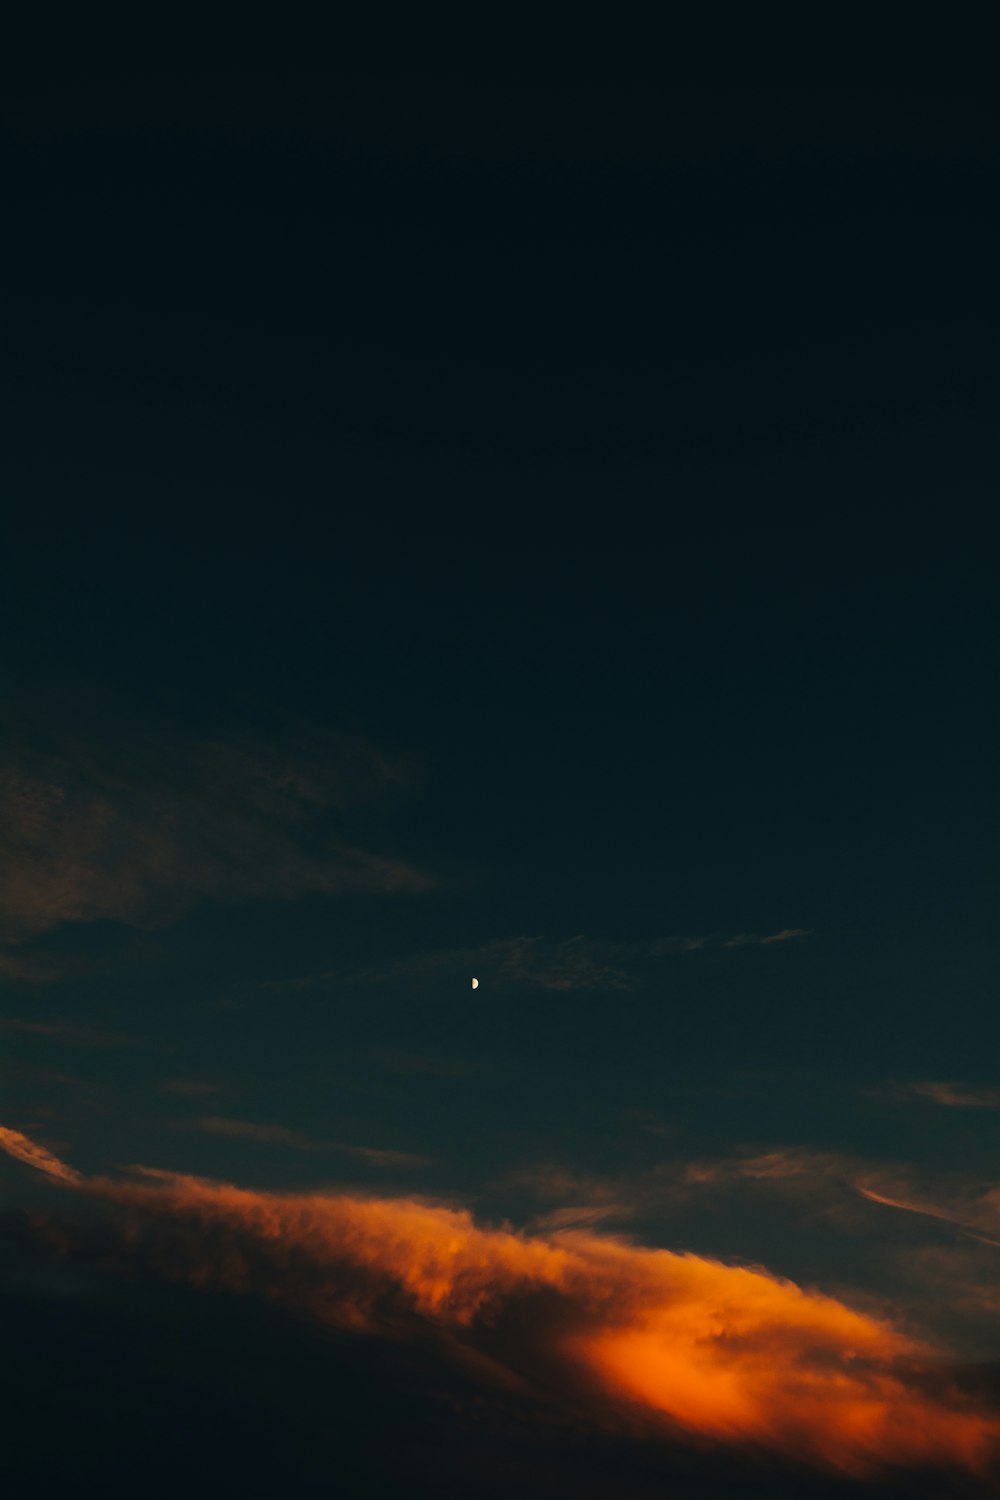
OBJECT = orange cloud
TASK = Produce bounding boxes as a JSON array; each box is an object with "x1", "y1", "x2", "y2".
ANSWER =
[
  {"x1": 0, "y1": 1125, "x2": 81, "y2": 1184},
  {"x1": 88, "y1": 1176, "x2": 1000, "y2": 1478},
  {"x1": 3, "y1": 1125, "x2": 998, "y2": 1481}
]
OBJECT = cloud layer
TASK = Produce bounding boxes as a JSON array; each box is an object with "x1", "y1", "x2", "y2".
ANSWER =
[
  {"x1": 2, "y1": 1125, "x2": 997, "y2": 1482},
  {"x1": 340, "y1": 928, "x2": 813, "y2": 995},
  {"x1": 0, "y1": 708, "x2": 429, "y2": 948}
]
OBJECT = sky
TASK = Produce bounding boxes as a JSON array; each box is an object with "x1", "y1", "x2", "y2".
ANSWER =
[{"x1": 2, "y1": 60, "x2": 1000, "y2": 1499}]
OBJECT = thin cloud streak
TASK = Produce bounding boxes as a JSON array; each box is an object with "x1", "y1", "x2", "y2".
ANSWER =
[
  {"x1": 362, "y1": 1048, "x2": 483, "y2": 1078},
  {"x1": 192, "y1": 1115, "x2": 429, "y2": 1167},
  {"x1": 289, "y1": 927, "x2": 815, "y2": 996},
  {"x1": 0, "y1": 1125, "x2": 81, "y2": 1184},
  {"x1": 722, "y1": 928, "x2": 813, "y2": 947},
  {"x1": 856, "y1": 1186, "x2": 1000, "y2": 1250},
  {"x1": 196, "y1": 1116, "x2": 317, "y2": 1148},
  {"x1": 0, "y1": 1017, "x2": 143, "y2": 1048},
  {"x1": 904, "y1": 1081, "x2": 1000, "y2": 1111}
]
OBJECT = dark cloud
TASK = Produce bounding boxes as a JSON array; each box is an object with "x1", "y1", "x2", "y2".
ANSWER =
[
  {"x1": 882, "y1": 1081, "x2": 1000, "y2": 1111},
  {"x1": 0, "y1": 948, "x2": 76, "y2": 983},
  {"x1": 0, "y1": 702, "x2": 431, "y2": 954},
  {"x1": 190, "y1": 1114, "x2": 430, "y2": 1168},
  {"x1": 193, "y1": 1115, "x2": 319, "y2": 1148},
  {"x1": 723, "y1": 928, "x2": 814, "y2": 947},
  {"x1": 0, "y1": 1016, "x2": 143, "y2": 1048},
  {"x1": 290, "y1": 927, "x2": 814, "y2": 996},
  {"x1": 363, "y1": 1048, "x2": 484, "y2": 1078},
  {"x1": 159, "y1": 1077, "x2": 223, "y2": 1096},
  {"x1": 668, "y1": 1145, "x2": 1000, "y2": 1247}
]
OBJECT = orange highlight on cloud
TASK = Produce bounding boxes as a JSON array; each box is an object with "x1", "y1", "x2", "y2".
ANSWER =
[
  {"x1": 0, "y1": 1125, "x2": 81, "y2": 1185},
  {"x1": 89, "y1": 1170, "x2": 1000, "y2": 1478},
  {"x1": 3, "y1": 1125, "x2": 998, "y2": 1480}
]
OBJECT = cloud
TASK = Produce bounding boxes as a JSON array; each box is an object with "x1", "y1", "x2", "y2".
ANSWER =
[
  {"x1": 195, "y1": 1116, "x2": 318, "y2": 1148},
  {"x1": 729, "y1": 1146, "x2": 848, "y2": 1186},
  {"x1": 0, "y1": 1125, "x2": 80, "y2": 1184},
  {"x1": 502, "y1": 1162, "x2": 632, "y2": 1231},
  {"x1": 192, "y1": 1115, "x2": 429, "y2": 1167},
  {"x1": 530, "y1": 1203, "x2": 631, "y2": 1232},
  {"x1": 0, "y1": 949, "x2": 76, "y2": 984},
  {"x1": 372, "y1": 936, "x2": 636, "y2": 993},
  {"x1": 895, "y1": 1081, "x2": 1000, "y2": 1111},
  {"x1": 0, "y1": 1017, "x2": 143, "y2": 1048},
  {"x1": 901, "y1": 1243, "x2": 1000, "y2": 1341},
  {"x1": 855, "y1": 1184, "x2": 991, "y2": 1235},
  {"x1": 363, "y1": 1048, "x2": 483, "y2": 1078},
  {"x1": 723, "y1": 928, "x2": 813, "y2": 946},
  {"x1": 0, "y1": 705, "x2": 430, "y2": 948},
  {"x1": 505, "y1": 1145, "x2": 924, "y2": 1245},
  {"x1": 338, "y1": 1144, "x2": 431, "y2": 1169},
  {"x1": 499, "y1": 938, "x2": 622, "y2": 990},
  {"x1": 677, "y1": 1144, "x2": 1000, "y2": 1254},
  {"x1": 2, "y1": 1125, "x2": 998, "y2": 1481},
  {"x1": 854, "y1": 1181, "x2": 1000, "y2": 1250},
  {"x1": 160, "y1": 1077, "x2": 223, "y2": 1096},
  {"x1": 337, "y1": 927, "x2": 814, "y2": 995}
]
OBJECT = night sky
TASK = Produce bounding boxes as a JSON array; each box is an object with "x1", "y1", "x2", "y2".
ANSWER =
[{"x1": 2, "y1": 60, "x2": 1000, "y2": 1498}]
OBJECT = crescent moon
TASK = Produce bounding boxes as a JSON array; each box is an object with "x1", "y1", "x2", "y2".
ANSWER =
[{"x1": 471, "y1": 977, "x2": 479, "y2": 989}]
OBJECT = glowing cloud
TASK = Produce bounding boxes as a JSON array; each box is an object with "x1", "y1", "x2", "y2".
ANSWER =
[
  {"x1": 3, "y1": 1125, "x2": 998, "y2": 1481},
  {"x1": 0, "y1": 1125, "x2": 81, "y2": 1184}
]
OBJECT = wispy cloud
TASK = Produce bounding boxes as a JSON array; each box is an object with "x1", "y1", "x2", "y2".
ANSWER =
[
  {"x1": 678, "y1": 1144, "x2": 1000, "y2": 1251},
  {"x1": 0, "y1": 1017, "x2": 143, "y2": 1048},
  {"x1": 192, "y1": 1115, "x2": 430, "y2": 1168},
  {"x1": 722, "y1": 928, "x2": 813, "y2": 947},
  {"x1": 530, "y1": 1202, "x2": 631, "y2": 1232},
  {"x1": 502, "y1": 1162, "x2": 633, "y2": 1231},
  {"x1": 900, "y1": 1241, "x2": 1000, "y2": 1344},
  {"x1": 854, "y1": 1181, "x2": 1000, "y2": 1249},
  {"x1": 300, "y1": 927, "x2": 814, "y2": 996},
  {"x1": 0, "y1": 1124, "x2": 80, "y2": 1184},
  {"x1": 0, "y1": 702, "x2": 430, "y2": 952},
  {"x1": 888, "y1": 1080, "x2": 1000, "y2": 1111},
  {"x1": 502, "y1": 1145, "x2": 862, "y2": 1240},
  {"x1": 160, "y1": 1077, "x2": 223, "y2": 1096},
  {"x1": 362, "y1": 1048, "x2": 483, "y2": 1078},
  {"x1": 338, "y1": 1144, "x2": 431, "y2": 1169},
  {"x1": 2, "y1": 1125, "x2": 997, "y2": 1481},
  {"x1": 196, "y1": 1116, "x2": 318, "y2": 1148},
  {"x1": 0, "y1": 949, "x2": 76, "y2": 984},
  {"x1": 499, "y1": 1140, "x2": 1000, "y2": 1275},
  {"x1": 365, "y1": 936, "x2": 636, "y2": 993}
]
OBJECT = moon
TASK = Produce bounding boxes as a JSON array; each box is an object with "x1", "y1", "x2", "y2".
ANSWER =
[{"x1": 471, "y1": 977, "x2": 479, "y2": 989}]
